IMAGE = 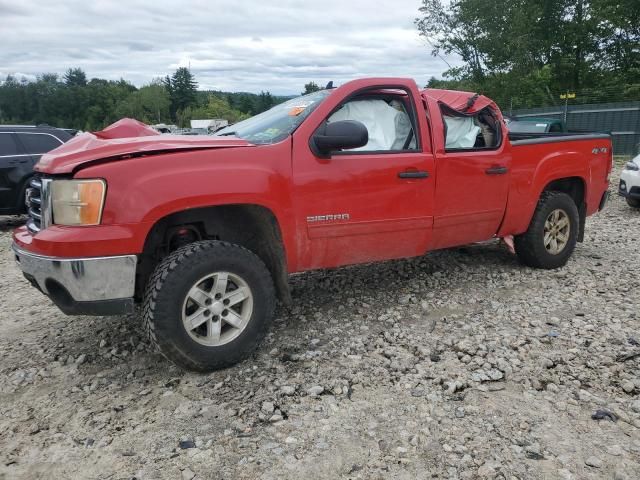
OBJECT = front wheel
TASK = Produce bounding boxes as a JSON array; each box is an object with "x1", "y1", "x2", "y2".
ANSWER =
[
  {"x1": 514, "y1": 192, "x2": 579, "y2": 269},
  {"x1": 626, "y1": 197, "x2": 640, "y2": 209},
  {"x1": 143, "y1": 240, "x2": 276, "y2": 372}
]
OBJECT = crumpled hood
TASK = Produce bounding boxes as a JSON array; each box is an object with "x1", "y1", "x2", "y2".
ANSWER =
[{"x1": 36, "y1": 118, "x2": 253, "y2": 174}]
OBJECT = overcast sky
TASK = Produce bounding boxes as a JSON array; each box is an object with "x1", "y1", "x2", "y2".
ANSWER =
[{"x1": 0, "y1": 0, "x2": 457, "y2": 95}]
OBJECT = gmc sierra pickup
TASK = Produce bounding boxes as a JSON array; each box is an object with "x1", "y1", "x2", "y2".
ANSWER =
[{"x1": 12, "y1": 78, "x2": 612, "y2": 372}]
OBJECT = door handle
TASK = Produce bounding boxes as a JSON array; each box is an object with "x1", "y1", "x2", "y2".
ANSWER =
[
  {"x1": 485, "y1": 166, "x2": 508, "y2": 175},
  {"x1": 398, "y1": 170, "x2": 429, "y2": 179}
]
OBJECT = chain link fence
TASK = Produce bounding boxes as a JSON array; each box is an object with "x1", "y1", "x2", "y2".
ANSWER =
[{"x1": 506, "y1": 86, "x2": 640, "y2": 156}]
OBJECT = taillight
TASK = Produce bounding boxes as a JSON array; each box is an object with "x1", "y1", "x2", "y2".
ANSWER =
[{"x1": 605, "y1": 148, "x2": 613, "y2": 183}]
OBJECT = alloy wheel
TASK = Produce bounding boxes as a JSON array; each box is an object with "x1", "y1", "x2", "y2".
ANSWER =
[
  {"x1": 181, "y1": 272, "x2": 253, "y2": 346},
  {"x1": 543, "y1": 209, "x2": 571, "y2": 255}
]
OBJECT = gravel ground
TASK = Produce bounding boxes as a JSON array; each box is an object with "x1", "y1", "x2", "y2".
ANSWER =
[{"x1": 1, "y1": 166, "x2": 639, "y2": 480}]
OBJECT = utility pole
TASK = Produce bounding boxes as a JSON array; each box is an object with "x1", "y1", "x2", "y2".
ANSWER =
[{"x1": 560, "y1": 92, "x2": 576, "y2": 125}]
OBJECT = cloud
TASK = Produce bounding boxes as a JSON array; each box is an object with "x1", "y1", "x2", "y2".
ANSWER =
[
  {"x1": 0, "y1": 0, "x2": 458, "y2": 94},
  {"x1": 0, "y1": 0, "x2": 29, "y2": 16}
]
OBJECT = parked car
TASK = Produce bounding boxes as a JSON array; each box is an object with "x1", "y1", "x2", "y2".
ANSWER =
[
  {"x1": 12, "y1": 78, "x2": 612, "y2": 372},
  {"x1": 0, "y1": 125, "x2": 74, "y2": 215},
  {"x1": 191, "y1": 119, "x2": 229, "y2": 134},
  {"x1": 151, "y1": 123, "x2": 178, "y2": 134},
  {"x1": 619, "y1": 153, "x2": 640, "y2": 208},
  {"x1": 507, "y1": 117, "x2": 567, "y2": 134}
]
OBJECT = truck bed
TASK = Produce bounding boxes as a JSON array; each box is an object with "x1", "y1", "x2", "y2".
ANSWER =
[{"x1": 503, "y1": 132, "x2": 612, "y2": 236}]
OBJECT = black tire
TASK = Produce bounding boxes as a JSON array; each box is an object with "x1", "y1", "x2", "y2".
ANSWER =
[
  {"x1": 514, "y1": 191, "x2": 579, "y2": 269},
  {"x1": 11, "y1": 176, "x2": 31, "y2": 215},
  {"x1": 626, "y1": 197, "x2": 640, "y2": 208},
  {"x1": 143, "y1": 240, "x2": 276, "y2": 372}
]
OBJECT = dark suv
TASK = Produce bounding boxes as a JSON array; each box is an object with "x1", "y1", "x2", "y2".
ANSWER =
[{"x1": 0, "y1": 126, "x2": 74, "y2": 215}]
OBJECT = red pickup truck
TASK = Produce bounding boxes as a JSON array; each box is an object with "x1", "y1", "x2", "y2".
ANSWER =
[{"x1": 12, "y1": 78, "x2": 612, "y2": 371}]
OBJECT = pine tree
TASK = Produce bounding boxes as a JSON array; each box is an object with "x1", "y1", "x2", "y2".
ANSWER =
[{"x1": 166, "y1": 67, "x2": 198, "y2": 119}]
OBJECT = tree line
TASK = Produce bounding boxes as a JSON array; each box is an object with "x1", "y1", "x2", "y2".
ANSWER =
[
  {"x1": 416, "y1": 0, "x2": 639, "y2": 108},
  {"x1": 3, "y1": 0, "x2": 636, "y2": 128},
  {"x1": 0, "y1": 67, "x2": 289, "y2": 130}
]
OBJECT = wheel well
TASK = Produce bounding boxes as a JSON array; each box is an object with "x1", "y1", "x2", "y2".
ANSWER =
[
  {"x1": 137, "y1": 205, "x2": 291, "y2": 305},
  {"x1": 543, "y1": 177, "x2": 585, "y2": 207},
  {"x1": 542, "y1": 177, "x2": 586, "y2": 242}
]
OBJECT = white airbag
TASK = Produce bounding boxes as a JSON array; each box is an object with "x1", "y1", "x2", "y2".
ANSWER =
[
  {"x1": 328, "y1": 99, "x2": 412, "y2": 151},
  {"x1": 444, "y1": 115, "x2": 480, "y2": 149}
]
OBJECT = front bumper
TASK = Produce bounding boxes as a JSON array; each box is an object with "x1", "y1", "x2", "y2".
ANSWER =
[
  {"x1": 619, "y1": 168, "x2": 640, "y2": 199},
  {"x1": 12, "y1": 245, "x2": 137, "y2": 316}
]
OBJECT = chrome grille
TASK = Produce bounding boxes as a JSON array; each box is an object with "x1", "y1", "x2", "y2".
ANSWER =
[{"x1": 26, "y1": 176, "x2": 51, "y2": 234}]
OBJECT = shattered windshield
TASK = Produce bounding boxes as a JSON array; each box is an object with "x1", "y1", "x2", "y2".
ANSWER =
[{"x1": 215, "y1": 90, "x2": 331, "y2": 144}]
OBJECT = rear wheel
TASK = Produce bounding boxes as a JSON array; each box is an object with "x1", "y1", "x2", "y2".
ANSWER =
[
  {"x1": 514, "y1": 192, "x2": 579, "y2": 269},
  {"x1": 143, "y1": 240, "x2": 275, "y2": 372},
  {"x1": 626, "y1": 197, "x2": 640, "y2": 208}
]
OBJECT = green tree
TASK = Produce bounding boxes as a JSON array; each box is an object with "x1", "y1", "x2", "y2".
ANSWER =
[
  {"x1": 63, "y1": 68, "x2": 88, "y2": 87},
  {"x1": 255, "y1": 91, "x2": 274, "y2": 113},
  {"x1": 191, "y1": 95, "x2": 249, "y2": 124},
  {"x1": 591, "y1": 0, "x2": 640, "y2": 87},
  {"x1": 237, "y1": 94, "x2": 255, "y2": 115},
  {"x1": 84, "y1": 78, "x2": 136, "y2": 129},
  {"x1": 0, "y1": 67, "x2": 297, "y2": 130},
  {"x1": 115, "y1": 82, "x2": 171, "y2": 125},
  {"x1": 415, "y1": 0, "x2": 639, "y2": 106},
  {"x1": 0, "y1": 75, "x2": 26, "y2": 122},
  {"x1": 176, "y1": 106, "x2": 193, "y2": 128},
  {"x1": 165, "y1": 67, "x2": 198, "y2": 118},
  {"x1": 302, "y1": 81, "x2": 321, "y2": 94}
]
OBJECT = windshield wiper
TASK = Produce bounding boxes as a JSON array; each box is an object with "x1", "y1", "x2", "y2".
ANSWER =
[{"x1": 216, "y1": 131, "x2": 237, "y2": 137}]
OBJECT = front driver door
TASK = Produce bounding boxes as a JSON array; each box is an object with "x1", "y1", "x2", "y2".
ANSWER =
[{"x1": 291, "y1": 81, "x2": 435, "y2": 271}]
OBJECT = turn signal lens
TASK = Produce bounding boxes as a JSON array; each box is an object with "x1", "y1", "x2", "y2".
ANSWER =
[{"x1": 51, "y1": 179, "x2": 106, "y2": 226}]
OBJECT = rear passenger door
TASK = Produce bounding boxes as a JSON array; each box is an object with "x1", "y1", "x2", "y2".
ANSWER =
[
  {"x1": 10, "y1": 132, "x2": 63, "y2": 212},
  {"x1": 15, "y1": 132, "x2": 64, "y2": 180},
  {"x1": 427, "y1": 104, "x2": 512, "y2": 250},
  {"x1": 0, "y1": 133, "x2": 29, "y2": 211},
  {"x1": 16, "y1": 132, "x2": 64, "y2": 159}
]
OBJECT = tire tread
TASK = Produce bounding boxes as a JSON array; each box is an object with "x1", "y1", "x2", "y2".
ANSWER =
[
  {"x1": 142, "y1": 240, "x2": 275, "y2": 371},
  {"x1": 514, "y1": 191, "x2": 578, "y2": 269},
  {"x1": 626, "y1": 197, "x2": 640, "y2": 208}
]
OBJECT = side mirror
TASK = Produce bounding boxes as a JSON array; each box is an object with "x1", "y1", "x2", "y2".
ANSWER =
[{"x1": 311, "y1": 120, "x2": 368, "y2": 156}]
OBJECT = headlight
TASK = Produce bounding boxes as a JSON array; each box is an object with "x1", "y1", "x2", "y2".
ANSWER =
[
  {"x1": 625, "y1": 162, "x2": 640, "y2": 171},
  {"x1": 51, "y1": 179, "x2": 106, "y2": 226}
]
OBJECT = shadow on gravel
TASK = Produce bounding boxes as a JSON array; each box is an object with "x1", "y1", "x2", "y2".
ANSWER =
[
  {"x1": 0, "y1": 215, "x2": 26, "y2": 232},
  {"x1": 5, "y1": 237, "x2": 518, "y2": 374},
  {"x1": 288, "y1": 241, "x2": 517, "y2": 299}
]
